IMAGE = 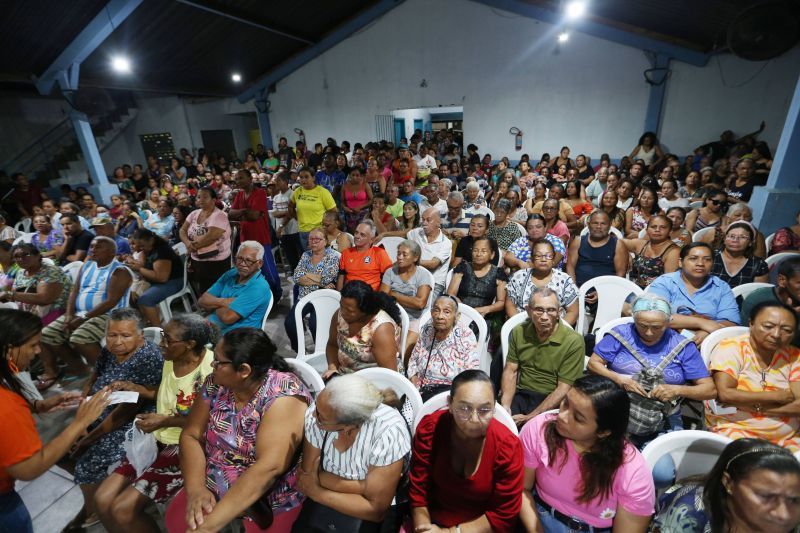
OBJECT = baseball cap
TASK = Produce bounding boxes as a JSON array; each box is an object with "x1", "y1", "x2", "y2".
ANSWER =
[{"x1": 90, "y1": 215, "x2": 113, "y2": 227}]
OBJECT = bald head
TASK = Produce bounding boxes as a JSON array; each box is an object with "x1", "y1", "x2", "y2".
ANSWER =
[{"x1": 421, "y1": 207, "x2": 441, "y2": 236}]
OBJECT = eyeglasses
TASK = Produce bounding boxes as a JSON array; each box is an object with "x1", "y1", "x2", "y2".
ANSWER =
[
  {"x1": 528, "y1": 306, "x2": 560, "y2": 315},
  {"x1": 452, "y1": 405, "x2": 494, "y2": 420},
  {"x1": 308, "y1": 237, "x2": 325, "y2": 243},
  {"x1": 158, "y1": 330, "x2": 184, "y2": 347},
  {"x1": 533, "y1": 253, "x2": 554, "y2": 260},
  {"x1": 210, "y1": 358, "x2": 234, "y2": 369},
  {"x1": 235, "y1": 256, "x2": 260, "y2": 266},
  {"x1": 726, "y1": 234, "x2": 750, "y2": 241}
]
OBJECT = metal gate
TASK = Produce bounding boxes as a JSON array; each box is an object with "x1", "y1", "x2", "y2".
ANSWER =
[{"x1": 375, "y1": 115, "x2": 393, "y2": 143}]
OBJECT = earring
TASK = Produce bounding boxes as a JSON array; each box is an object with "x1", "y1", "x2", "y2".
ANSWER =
[{"x1": 7, "y1": 358, "x2": 19, "y2": 374}]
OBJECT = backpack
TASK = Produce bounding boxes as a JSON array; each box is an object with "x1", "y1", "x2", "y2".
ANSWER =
[{"x1": 608, "y1": 330, "x2": 692, "y2": 437}]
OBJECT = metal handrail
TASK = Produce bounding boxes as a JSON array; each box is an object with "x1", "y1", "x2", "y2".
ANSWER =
[{"x1": 2, "y1": 118, "x2": 75, "y2": 175}]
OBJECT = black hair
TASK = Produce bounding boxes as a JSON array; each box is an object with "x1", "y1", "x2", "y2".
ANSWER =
[
  {"x1": 666, "y1": 206, "x2": 687, "y2": 221},
  {"x1": 778, "y1": 257, "x2": 800, "y2": 279},
  {"x1": 198, "y1": 186, "x2": 217, "y2": 199},
  {"x1": 219, "y1": 327, "x2": 289, "y2": 381},
  {"x1": 525, "y1": 213, "x2": 546, "y2": 226},
  {"x1": 132, "y1": 228, "x2": 169, "y2": 250},
  {"x1": 703, "y1": 438, "x2": 800, "y2": 533},
  {"x1": 639, "y1": 131, "x2": 658, "y2": 145},
  {"x1": 60, "y1": 213, "x2": 79, "y2": 225},
  {"x1": 0, "y1": 309, "x2": 44, "y2": 398},
  {"x1": 174, "y1": 205, "x2": 193, "y2": 220},
  {"x1": 648, "y1": 213, "x2": 674, "y2": 231},
  {"x1": 544, "y1": 375, "x2": 629, "y2": 503},
  {"x1": 531, "y1": 237, "x2": 555, "y2": 254},
  {"x1": 451, "y1": 369, "x2": 494, "y2": 396},
  {"x1": 753, "y1": 141, "x2": 772, "y2": 160},
  {"x1": 724, "y1": 221, "x2": 756, "y2": 257},
  {"x1": 12, "y1": 243, "x2": 40, "y2": 257},
  {"x1": 470, "y1": 213, "x2": 489, "y2": 227},
  {"x1": 340, "y1": 280, "x2": 401, "y2": 324},
  {"x1": 170, "y1": 313, "x2": 220, "y2": 355},
  {"x1": 749, "y1": 300, "x2": 798, "y2": 327},
  {"x1": 0, "y1": 242, "x2": 13, "y2": 254},
  {"x1": 680, "y1": 241, "x2": 712, "y2": 260}
]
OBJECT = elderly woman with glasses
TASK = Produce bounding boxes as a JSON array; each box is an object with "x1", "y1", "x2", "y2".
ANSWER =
[
  {"x1": 294, "y1": 373, "x2": 411, "y2": 532},
  {"x1": 95, "y1": 314, "x2": 216, "y2": 532},
  {"x1": 0, "y1": 243, "x2": 71, "y2": 325},
  {"x1": 166, "y1": 328, "x2": 312, "y2": 533},
  {"x1": 409, "y1": 370, "x2": 523, "y2": 533}
]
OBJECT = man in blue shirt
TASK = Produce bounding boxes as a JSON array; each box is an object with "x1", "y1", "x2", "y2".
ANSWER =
[
  {"x1": 315, "y1": 154, "x2": 345, "y2": 198},
  {"x1": 198, "y1": 241, "x2": 271, "y2": 334},
  {"x1": 398, "y1": 180, "x2": 425, "y2": 205},
  {"x1": 90, "y1": 216, "x2": 131, "y2": 257},
  {"x1": 648, "y1": 242, "x2": 740, "y2": 345}
]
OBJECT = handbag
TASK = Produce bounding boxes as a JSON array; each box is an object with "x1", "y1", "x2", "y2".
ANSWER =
[{"x1": 608, "y1": 330, "x2": 692, "y2": 437}]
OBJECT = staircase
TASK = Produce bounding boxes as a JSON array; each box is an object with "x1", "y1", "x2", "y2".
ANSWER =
[{"x1": 2, "y1": 91, "x2": 139, "y2": 187}]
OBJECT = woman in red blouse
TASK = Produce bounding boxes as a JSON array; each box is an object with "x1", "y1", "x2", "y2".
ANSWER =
[{"x1": 409, "y1": 370, "x2": 523, "y2": 533}]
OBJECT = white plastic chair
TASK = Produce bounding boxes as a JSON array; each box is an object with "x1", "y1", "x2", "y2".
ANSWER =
[
  {"x1": 700, "y1": 326, "x2": 750, "y2": 366},
  {"x1": 397, "y1": 305, "x2": 409, "y2": 361},
  {"x1": 293, "y1": 289, "x2": 341, "y2": 366},
  {"x1": 285, "y1": 358, "x2": 325, "y2": 397},
  {"x1": 418, "y1": 303, "x2": 489, "y2": 373},
  {"x1": 412, "y1": 391, "x2": 519, "y2": 436},
  {"x1": 377, "y1": 236, "x2": 406, "y2": 262},
  {"x1": 143, "y1": 326, "x2": 163, "y2": 346},
  {"x1": 593, "y1": 316, "x2": 635, "y2": 344},
  {"x1": 61, "y1": 261, "x2": 84, "y2": 283},
  {"x1": 259, "y1": 291, "x2": 276, "y2": 333},
  {"x1": 500, "y1": 312, "x2": 529, "y2": 366},
  {"x1": 732, "y1": 282, "x2": 773, "y2": 300},
  {"x1": 688, "y1": 201, "x2": 704, "y2": 210},
  {"x1": 765, "y1": 233, "x2": 775, "y2": 255},
  {"x1": 12, "y1": 232, "x2": 34, "y2": 245},
  {"x1": 444, "y1": 268, "x2": 454, "y2": 291},
  {"x1": 357, "y1": 367, "x2": 423, "y2": 421},
  {"x1": 14, "y1": 219, "x2": 31, "y2": 233},
  {"x1": 576, "y1": 276, "x2": 643, "y2": 336},
  {"x1": 418, "y1": 266, "x2": 436, "y2": 310},
  {"x1": 641, "y1": 430, "x2": 732, "y2": 479},
  {"x1": 580, "y1": 226, "x2": 623, "y2": 240},
  {"x1": 692, "y1": 226, "x2": 716, "y2": 242},
  {"x1": 159, "y1": 255, "x2": 197, "y2": 323},
  {"x1": 766, "y1": 251, "x2": 800, "y2": 269}
]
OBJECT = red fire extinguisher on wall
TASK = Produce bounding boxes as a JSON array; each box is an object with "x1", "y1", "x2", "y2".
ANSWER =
[{"x1": 510, "y1": 127, "x2": 522, "y2": 151}]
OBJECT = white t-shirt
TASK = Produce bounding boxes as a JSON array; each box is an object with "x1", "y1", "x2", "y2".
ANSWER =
[
  {"x1": 413, "y1": 154, "x2": 437, "y2": 177},
  {"x1": 271, "y1": 190, "x2": 298, "y2": 234},
  {"x1": 419, "y1": 198, "x2": 448, "y2": 218},
  {"x1": 304, "y1": 403, "x2": 411, "y2": 480},
  {"x1": 659, "y1": 197, "x2": 689, "y2": 211},
  {"x1": 407, "y1": 227, "x2": 452, "y2": 287}
]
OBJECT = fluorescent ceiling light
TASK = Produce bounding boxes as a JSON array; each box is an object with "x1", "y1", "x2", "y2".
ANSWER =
[{"x1": 111, "y1": 56, "x2": 131, "y2": 73}]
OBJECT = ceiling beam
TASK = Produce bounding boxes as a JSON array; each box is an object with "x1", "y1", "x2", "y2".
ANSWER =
[
  {"x1": 238, "y1": 0, "x2": 406, "y2": 103},
  {"x1": 175, "y1": 0, "x2": 314, "y2": 45},
  {"x1": 35, "y1": 0, "x2": 144, "y2": 94},
  {"x1": 469, "y1": 0, "x2": 709, "y2": 67}
]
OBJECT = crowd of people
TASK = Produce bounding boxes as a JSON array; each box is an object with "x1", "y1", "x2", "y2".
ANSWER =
[{"x1": 2, "y1": 125, "x2": 800, "y2": 533}]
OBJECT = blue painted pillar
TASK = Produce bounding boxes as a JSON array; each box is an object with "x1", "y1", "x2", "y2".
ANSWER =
[
  {"x1": 643, "y1": 53, "x2": 671, "y2": 135},
  {"x1": 255, "y1": 91, "x2": 273, "y2": 150},
  {"x1": 751, "y1": 71, "x2": 800, "y2": 235},
  {"x1": 68, "y1": 108, "x2": 118, "y2": 203}
]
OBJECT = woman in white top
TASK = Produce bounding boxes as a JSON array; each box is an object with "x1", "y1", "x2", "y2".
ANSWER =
[
  {"x1": 658, "y1": 179, "x2": 689, "y2": 211},
  {"x1": 295, "y1": 374, "x2": 411, "y2": 532},
  {"x1": 629, "y1": 132, "x2": 664, "y2": 171}
]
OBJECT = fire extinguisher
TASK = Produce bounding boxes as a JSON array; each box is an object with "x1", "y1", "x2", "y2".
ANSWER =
[{"x1": 510, "y1": 127, "x2": 522, "y2": 151}]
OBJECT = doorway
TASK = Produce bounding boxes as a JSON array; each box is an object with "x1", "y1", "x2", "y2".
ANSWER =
[
  {"x1": 201, "y1": 129, "x2": 237, "y2": 161},
  {"x1": 393, "y1": 119, "x2": 406, "y2": 145}
]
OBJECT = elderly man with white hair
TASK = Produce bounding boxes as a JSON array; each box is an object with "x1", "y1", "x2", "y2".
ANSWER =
[
  {"x1": 408, "y1": 207, "x2": 452, "y2": 300},
  {"x1": 198, "y1": 240, "x2": 271, "y2": 334},
  {"x1": 441, "y1": 191, "x2": 473, "y2": 240}
]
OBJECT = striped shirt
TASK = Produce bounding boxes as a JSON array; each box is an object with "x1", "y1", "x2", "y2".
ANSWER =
[
  {"x1": 75, "y1": 259, "x2": 131, "y2": 314},
  {"x1": 304, "y1": 403, "x2": 411, "y2": 480}
]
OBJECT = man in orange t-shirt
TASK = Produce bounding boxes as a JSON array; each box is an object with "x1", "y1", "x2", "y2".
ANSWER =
[{"x1": 337, "y1": 220, "x2": 393, "y2": 290}]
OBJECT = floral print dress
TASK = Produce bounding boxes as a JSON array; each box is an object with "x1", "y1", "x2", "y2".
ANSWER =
[{"x1": 337, "y1": 309, "x2": 401, "y2": 372}]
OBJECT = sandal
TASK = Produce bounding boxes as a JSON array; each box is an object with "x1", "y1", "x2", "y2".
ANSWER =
[{"x1": 35, "y1": 371, "x2": 62, "y2": 391}]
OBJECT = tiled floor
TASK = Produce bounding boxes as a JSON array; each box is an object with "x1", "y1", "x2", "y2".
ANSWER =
[{"x1": 18, "y1": 274, "x2": 302, "y2": 532}]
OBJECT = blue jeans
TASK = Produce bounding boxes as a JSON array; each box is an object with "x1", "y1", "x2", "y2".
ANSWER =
[
  {"x1": 260, "y1": 244, "x2": 283, "y2": 302},
  {"x1": 298, "y1": 232, "x2": 310, "y2": 252},
  {"x1": 536, "y1": 501, "x2": 609, "y2": 533},
  {"x1": 0, "y1": 491, "x2": 34, "y2": 533},
  {"x1": 137, "y1": 277, "x2": 184, "y2": 307}
]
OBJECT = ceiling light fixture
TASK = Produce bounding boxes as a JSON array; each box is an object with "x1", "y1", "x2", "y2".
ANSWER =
[
  {"x1": 558, "y1": 31, "x2": 570, "y2": 43},
  {"x1": 111, "y1": 56, "x2": 131, "y2": 73},
  {"x1": 231, "y1": 73, "x2": 242, "y2": 83},
  {"x1": 565, "y1": 0, "x2": 586, "y2": 20}
]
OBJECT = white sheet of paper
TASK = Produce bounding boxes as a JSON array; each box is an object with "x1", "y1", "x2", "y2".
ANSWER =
[
  {"x1": 708, "y1": 399, "x2": 737, "y2": 415},
  {"x1": 87, "y1": 391, "x2": 139, "y2": 405}
]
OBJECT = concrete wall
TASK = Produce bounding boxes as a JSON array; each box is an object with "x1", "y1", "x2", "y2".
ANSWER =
[
  {"x1": 0, "y1": 92, "x2": 70, "y2": 169},
  {"x1": 261, "y1": 0, "x2": 800, "y2": 161}
]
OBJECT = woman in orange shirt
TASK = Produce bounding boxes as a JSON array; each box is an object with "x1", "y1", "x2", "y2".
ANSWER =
[{"x1": 0, "y1": 309, "x2": 110, "y2": 532}]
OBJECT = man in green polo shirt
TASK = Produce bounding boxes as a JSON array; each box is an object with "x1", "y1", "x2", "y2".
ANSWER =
[
  {"x1": 741, "y1": 256, "x2": 800, "y2": 347},
  {"x1": 500, "y1": 287, "x2": 585, "y2": 427}
]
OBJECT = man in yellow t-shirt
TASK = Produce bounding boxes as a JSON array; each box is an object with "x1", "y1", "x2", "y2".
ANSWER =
[{"x1": 289, "y1": 168, "x2": 337, "y2": 249}]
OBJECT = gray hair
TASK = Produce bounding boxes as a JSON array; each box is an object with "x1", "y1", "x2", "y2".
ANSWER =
[
  {"x1": 169, "y1": 313, "x2": 220, "y2": 352},
  {"x1": 465, "y1": 181, "x2": 479, "y2": 191},
  {"x1": 107, "y1": 307, "x2": 144, "y2": 332},
  {"x1": 238, "y1": 240, "x2": 264, "y2": 260},
  {"x1": 397, "y1": 239, "x2": 421, "y2": 261},
  {"x1": 92, "y1": 235, "x2": 118, "y2": 253},
  {"x1": 495, "y1": 198, "x2": 512, "y2": 213},
  {"x1": 440, "y1": 178, "x2": 453, "y2": 189},
  {"x1": 357, "y1": 219, "x2": 378, "y2": 237},
  {"x1": 447, "y1": 191, "x2": 465, "y2": 204},
  {"x1": 727, "y1": 202, "x2": 752, "y2": 218},
  {"x1": 323, "y1": 374, "x2": 384, "y2": 425},
  {"x1": 308, "y1": 227, "x2": 326, "y2": 239},
  {"x1": 630, "y1": 293, "x2": 672, "y2": 320},
  {"x1": 528, "y1": 286, "x2": 562, "y2": 308}
]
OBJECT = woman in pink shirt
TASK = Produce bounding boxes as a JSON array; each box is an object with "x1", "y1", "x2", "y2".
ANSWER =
[{"x1": 519, "y1": 375, "x2": 655, "y2": 532}]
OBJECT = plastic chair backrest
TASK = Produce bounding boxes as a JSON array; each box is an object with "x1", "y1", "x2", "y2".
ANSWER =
[
  {"x1": 641, "y1": 430, "x2": 732, "y2": 479},
  {"x1": 412, "y1": 391, "x2": 518, "y2": 436},
  {"x1": 732, "y1": 282, "x2": 773, "y2": 300},
  {"x1": 285, "y1": 358, "x2": 325, "y2": 397},
  {"x1": 294, "y1": 289, "x2": 341, "y2": 361},
  {"x1": 501, "y1": 312, "x2": 529, "y2": 366},
  {"x1": 692, "y1": 226, "x2": 716, "y2": 242},
  {"x1": 580, "y1": 226, "x2": 623, "y2": 240},
  {"x1": 418, "y1": 266, "x2": 436, "y2": 310},
  {"x1": 445, "y1": 268, "x2": 454, "y2": 292},
  {"x1": 765, "y1": 233, "x2": 775, "y2": 255},
  {"x1": 700, "y1": 326, "x2": 750, "y2": 366},
  {"x1": 593, "y1": 316, "x2": 635, "y2": 345},
  {"x1": 14, "y1": 219, "x2": 31, "y2": 233},
  {"x1": 260, "y1": 291, "x2": 276, "y2": 333},
  {"x1": 357, "y1": 367, "x2": 423, "y2": 420},
  {"x1": 766, "y1": 251, "x2": 800, "y2": 269},
  {"x1": 61, "y1": 261, "x2": 84, "y2": 283},
  {"x1": 143, "y1": 327, "x2": 163, "y2": 346},
  {"x1": 377, "y1": 236, "x2": 406, "y2": 262},
  {"x1": 688, "y1": 201, "x2": 704, "y2": 210},
  {"x1": 397, "y1": 305, "x2": 409, "y2": 361},
  {"x1": 418, "y1": 302, "x2": 490, "y2": 372},
  {"x1": 576, "y1": 276, "x2": 643, "y2": 336}
]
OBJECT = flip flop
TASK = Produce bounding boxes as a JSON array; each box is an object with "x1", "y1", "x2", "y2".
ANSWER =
[{"x1": 35, "y1": 372, "x2": 61, "y2": 391}]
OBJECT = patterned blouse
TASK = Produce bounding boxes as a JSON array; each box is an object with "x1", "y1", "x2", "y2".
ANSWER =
[
  {"x1": 13, "y1": 263, "x2": 72, "y2": 313},
  {"x1": 771, "y1": 226, "x2": 800, "y2": 255},
  {"x1": 653, "y1": 482, "x2": 710, "y2": 533},
  {"x1": 291, "y1": 248, "x2": 341, "y2": 300},
  {"x1": 711, "y1": 251, "x2": 769, "y2": 289},
  {"x1": 487, "y1": 222, "x2": 524, "y2": 251},
  {"x1": 506, "y1": 268, "x2": 579, "y2": 316},
  {"x1": 507, "y1": 234, "x2": 567, "y2": 270},
  {"x1": 337, "y1": 309, "x2": 401, "y2": 372},
  {"x1": 629, "y1": 206, "x2": 654, "y2": 234},
  {"x1": 31, "y1": 231, "x2": 64, "y2": 253},
  {"x1": 705, "y1": 334, "x2": 800, "y2": 451},
  {"x1": 202, "y1": 370, "x2": 312, "y2": 513},
  {"x1": 407, "y1": 320, "x2": 479, "y2": 387}
]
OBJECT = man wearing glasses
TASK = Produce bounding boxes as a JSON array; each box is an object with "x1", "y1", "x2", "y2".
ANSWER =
[
  {"x1": 499, "y1": 287, "x2": 585, "y2": 427},
  {"x1": 198, "y1": 241, "x2": 270, "y2": 334}
]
